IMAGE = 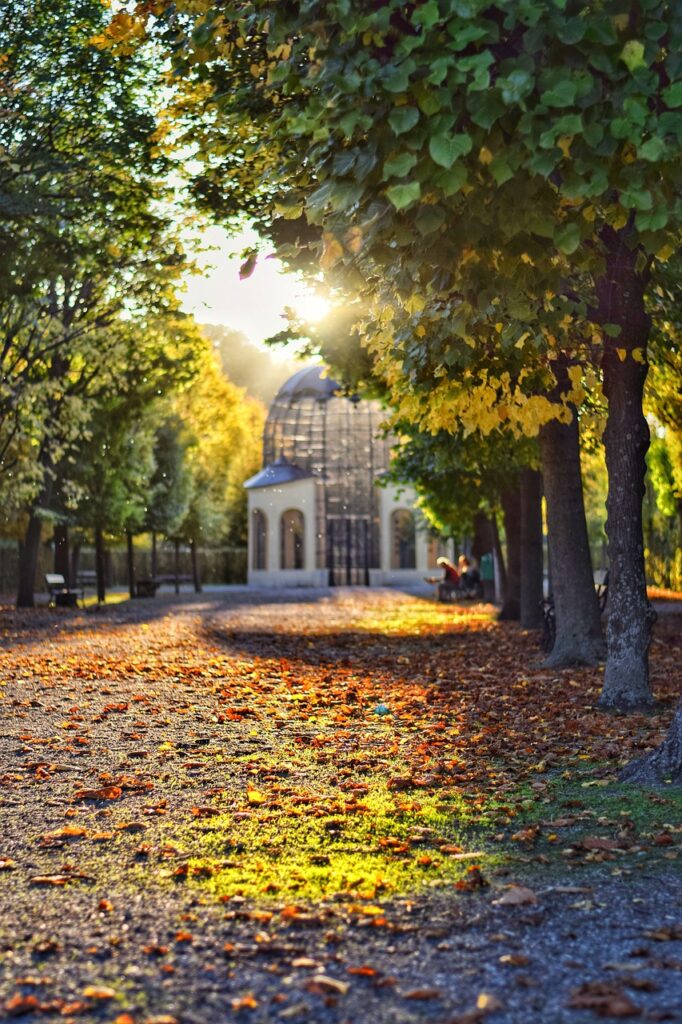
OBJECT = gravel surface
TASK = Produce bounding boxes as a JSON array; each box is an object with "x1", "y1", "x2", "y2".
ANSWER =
[{"x1": 0, "y1": 590, "x2": 681, "y2": 1024}]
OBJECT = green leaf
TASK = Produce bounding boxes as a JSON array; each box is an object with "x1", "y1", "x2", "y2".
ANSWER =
[
  {"x1": 383, "y1": 65, "x2": 411, "y2": 93},
  {"x1": 428, "y1": 132, "x2": 472, "y2": 168},
  {"x1": 498, "y1": 69, "x2": 533, "y2": 105},
  {"x1": 638, "y1": 137, "x2": 666, "y2": 162},
  {"x1": 386, "y1": 181, "x2": 421, "y2": 210},
  {"x1": 388, "y1": 106, "x2": 420, "y2": 135},
  {"x1": 556, "y1": 19, "x2": 586, "y2": 44},
  {"x1": 435, "y1": 164, "x2": 467, "y2": 196},
  {"x1": 416, "y1": 206, "x2": 446, "y2": 235},
  {"x1": 663, "y1": 82, "x2": 682, "y2": 108},
  {"x1": 383, "y1": 152, "x2": 418, "y2": 179},
  {"x1": 541, "y1": 79, "x2": 577, "y2": 107},
  {"x1": 468, "y1": 91, "x2": 505, "y2": 129},
  {"x1": 620, "y1": 187, "x2": 652, "y2": 210},
  {"x1": 411, "y1": 0, "x2": 439, "y2": 28},
  {"x1": 620, "y1": 40, "x2": 646, "y2": 72},
  {"x1": 555, "y1": 222, "x2": 581, "y2": 254},
  {"x1": 489, "y1": 157, "x2": 513, "y2": 185}
]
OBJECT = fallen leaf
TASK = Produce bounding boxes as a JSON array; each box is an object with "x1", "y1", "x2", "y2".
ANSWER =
[
  {"x1": 305, "y1": 975, "x2": 349, "y2": 996},
  {"x1": 492, "y1": 885, "x2": 538, "y2": 906}
]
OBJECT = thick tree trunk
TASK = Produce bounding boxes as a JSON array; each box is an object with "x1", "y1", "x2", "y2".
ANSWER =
[
  {"x1": 17, "y1": 511, "x2": 44, "y2": 608},
  {"x1": 126, "y1": 531, "x2": 135, "y2": 599},
  {"x1": 520, "y1": 468, "x2": 544, "y2": 629},
  {"x1": 539, "y1": 415, "x2": 604, "y2": 666},
  {"x1": 597, "y1": 231, "x2": 655, "y2": 710},
  {"x1": 190, "y1": 538, "x2": 202, "y2": 593},
  {"x1": 498, "y1": 484, "x2": 521, "y2": 621},
  {"x1": 95, "y1": 526, "x2": 106, "y2": 604},
  {"x1": 619, "y1": 699, "x2": 682, "y2": 785},
  {"x1": 54, "y1": 523, "x2": 70, "y2": 584}
]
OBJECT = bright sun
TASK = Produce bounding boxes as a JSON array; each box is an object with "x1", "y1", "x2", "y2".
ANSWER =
[{"x1": 290, "y1": 291, "x2": 331, "y2": 324}]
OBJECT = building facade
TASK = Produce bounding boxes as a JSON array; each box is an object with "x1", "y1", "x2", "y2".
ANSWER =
[{"x1": 244, "y1": 366, "x2": 452, "y2": 587}]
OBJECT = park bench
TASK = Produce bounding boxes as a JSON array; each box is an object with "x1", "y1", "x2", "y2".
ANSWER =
[
  {"x1": 76, "y1": 570, "x2": 97, "y2": 589},
  {"x1": 540, "y1": 570, "x2": 609, "y2": 652},
  {"x1": 45, "y1": 573, "x2": 84, "y2": 608},
  {"x1": 135, "y1": 573, "x2": 195, "y2": 597}
]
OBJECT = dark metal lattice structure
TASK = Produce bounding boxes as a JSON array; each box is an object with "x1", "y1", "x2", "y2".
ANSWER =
[{"x1": 262, "y1": 366, "x2": 393, "y2": 585}]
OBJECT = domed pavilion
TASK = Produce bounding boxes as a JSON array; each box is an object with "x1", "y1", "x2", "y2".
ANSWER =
[{"x1": 244, "y1": 366, "x2": 452, "y2": 587}]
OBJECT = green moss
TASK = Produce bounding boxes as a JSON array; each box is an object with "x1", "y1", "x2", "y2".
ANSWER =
[{"x1": 172, "y1": 779, "x2": 504, "y2": 904}]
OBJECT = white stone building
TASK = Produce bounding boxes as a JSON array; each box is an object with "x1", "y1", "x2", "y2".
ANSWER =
[{"x1": 244, "y1": 366, "x2": 452, "y2": 588}]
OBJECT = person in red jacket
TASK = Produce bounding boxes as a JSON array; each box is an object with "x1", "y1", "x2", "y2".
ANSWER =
[{"x1": 436, "y1": 557, "x2": 460, "y2": 601}]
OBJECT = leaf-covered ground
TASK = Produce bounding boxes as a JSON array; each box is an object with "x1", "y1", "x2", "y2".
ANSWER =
[{"x1": 1, "y1": 588, "x2": 681, "y2": 1024}]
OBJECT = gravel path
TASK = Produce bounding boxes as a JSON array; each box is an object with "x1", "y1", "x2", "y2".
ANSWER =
[{"x1": 0, "y1": 590, "x2": 681, "y2": 1024}]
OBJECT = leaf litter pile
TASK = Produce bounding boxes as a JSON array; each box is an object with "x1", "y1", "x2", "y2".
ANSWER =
[{"x1": 0, "y1": 589, "x2": 681, "y2": 1023}]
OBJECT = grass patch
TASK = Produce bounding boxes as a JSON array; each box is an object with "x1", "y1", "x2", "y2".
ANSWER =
[{"x1": 170, "y1": 777, "x2": 507, "y2": 904}]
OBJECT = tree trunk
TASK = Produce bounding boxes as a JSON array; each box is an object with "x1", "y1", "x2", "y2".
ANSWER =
[
  {"x1": 174, "y1": 538, "x2": 180, "y2": 594},
  {"x1": 70, "y1": 541, "x2": 81, "y2": 587},
  {"x1": 190, "y1": 538, "x2": 202, "y2": 593},
  {"x1": 17, "y1": 511, "x2": 44, "y2": 608},
  {"x1": 54, "y1": 523, "x2": 70, "y2": 584},
  {"x1": 498, "y1": 484, "x2": 521, "y2": 621},
  {"x1": 472, "y1": 513, "x2": 494, "y2": 564},
  {"x1": 95, "y1": 526, "x2": 106, "y2": 604},
  {"x1": 126, "y1": 531, "x2": 135, "y2": 599},
  {"x1": 151, "y1": 531, "x2": 157, "y2": 579},
  {"x1": 539, "y1": 414, "x2": 604, "y2": 666},
  {"x1": 491, "y1": 513, "x2": 507, "y2": 601},
  {"x1": 520, "y1": 468, "x2": 544, "y2": 629},
  {"x1": 619, "y1": 698, "x2": 682, "y2": 785},
  {"x1": 597, "y1": 230, "x2": 655, "y2": 710}
]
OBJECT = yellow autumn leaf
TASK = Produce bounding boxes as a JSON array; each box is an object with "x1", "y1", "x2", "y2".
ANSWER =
[
  {"x1": 616, "y1": 348, "x2": 627, "y2": 362},
  {"x1": 247, "y1": 789, "x2": 267, "y2": 805},
  {"x1": 479, "y1": 146, "x2": 493, "y2": 165},
  {"x1": 632, "y1": 348, "x2": 646, "y2": 364},
  {"x1": 415, "y1": 325, "x2": 426, "y2": 338},
  {"x1": 320, "y1": 233, "x2": 343, "y2": 270},
  {"x1": 558, "y1": 136, "x2": 573, "y2": 158}
]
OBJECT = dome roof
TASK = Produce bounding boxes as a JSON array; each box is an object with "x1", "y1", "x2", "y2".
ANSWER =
[{"x1": 274, "y1": 365, "x2": 340, "y2": 402}]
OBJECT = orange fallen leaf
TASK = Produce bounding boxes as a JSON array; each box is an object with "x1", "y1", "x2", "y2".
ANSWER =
[
  {"x1": 73, "y1": 786, "x2": 122, "y2": 801},
  {"x1": 82, "y1": 985, "x2": 117, "y2": 1000}
]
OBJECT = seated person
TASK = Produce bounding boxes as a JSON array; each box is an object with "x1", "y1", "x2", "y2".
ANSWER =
[
  {"x1": 435, "y1": 556, "x2": 460, "y2": 601},
  {"x1": 458, "y1": 555, "x2": 481, "y2": 595}
]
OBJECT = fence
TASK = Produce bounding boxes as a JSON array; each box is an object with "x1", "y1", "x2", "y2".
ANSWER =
[{"x1": 0, "y1": 540, "x2": 247, "y2": 595}]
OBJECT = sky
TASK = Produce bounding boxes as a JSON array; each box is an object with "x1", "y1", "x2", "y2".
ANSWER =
[{"x1": 181, "y1": 224, "x2": 329, "y2": 348}]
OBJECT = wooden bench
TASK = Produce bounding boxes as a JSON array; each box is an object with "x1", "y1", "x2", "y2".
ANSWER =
[
  {"x1": 135, "y1": 574, "x2": 195, "y2": 597},
  {"x1": 45, "y1": 573, "x2": 84, "y2": 608}
]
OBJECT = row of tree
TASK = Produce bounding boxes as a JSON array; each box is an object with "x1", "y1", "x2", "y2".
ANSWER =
[
  {"x1": 104, "y1": 2, "x2": 682, "y2": 780},
  {"x1": 0, "y1": 0, "x2": 262, "y2": 605}
]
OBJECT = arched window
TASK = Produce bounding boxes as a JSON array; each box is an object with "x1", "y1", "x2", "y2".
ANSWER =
[
  {"x1": 281, "y1": 509, "x2": 305, "y2": 569},
  {"x1": 252, "y1": 509, "x2": 267, "y2": 570},
  {"x1": 391, "y1": 509, "x2": 416, "y2": 569}
]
